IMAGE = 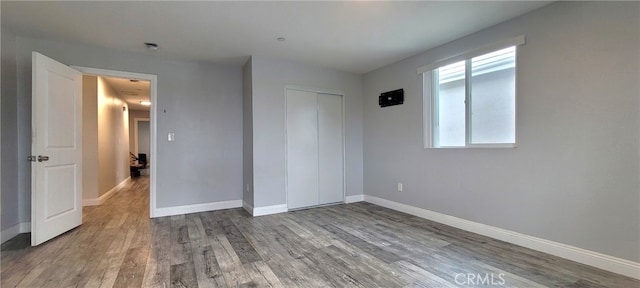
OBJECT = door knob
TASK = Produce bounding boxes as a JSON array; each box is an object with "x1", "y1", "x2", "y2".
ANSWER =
[{"x1": 37, "y1": 155, "x2": 49, "y2": 162}]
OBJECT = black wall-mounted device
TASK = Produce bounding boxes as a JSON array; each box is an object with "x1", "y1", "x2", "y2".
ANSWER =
[{"x1": 379, "y1": 89, "x2": 404, "y2": 107}]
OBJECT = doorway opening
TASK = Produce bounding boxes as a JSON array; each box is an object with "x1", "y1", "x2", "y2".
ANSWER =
[
  {"x1": 30, "y1": 53, "x2": 159, "y2": 245},
  {"x1": 74, "y1": 66, "x2": 158, "y2": 218},
  {"x1": 133, "y1": 117, "x2": 150, "y2": 176}
]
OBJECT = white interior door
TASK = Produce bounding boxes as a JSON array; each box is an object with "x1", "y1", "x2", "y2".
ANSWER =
[
  {"x1": 286, "y1": 89, "x2": 319, "y2": 209},
  {"x1": 31, "y1": 52, "x2": 83, "y2": 246},
  {"x1": 317, "y1": 93, "x2": 344, "y2": 204}
]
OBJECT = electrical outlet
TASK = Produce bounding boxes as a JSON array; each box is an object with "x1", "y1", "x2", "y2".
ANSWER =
[{"x1": 398, "y1": 182, "x2": 403, "y2": 192}]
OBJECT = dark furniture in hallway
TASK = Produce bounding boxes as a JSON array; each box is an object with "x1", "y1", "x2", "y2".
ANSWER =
[{"x1": 130, "y1": 153, "x2": 147, "y2": 177}]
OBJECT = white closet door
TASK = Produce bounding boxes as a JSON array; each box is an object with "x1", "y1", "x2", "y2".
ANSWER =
[
  {"x1": 317, "y1": 93, "x2": 344, "y2": 204},
  {"x1": 286, "y1": 89, "x2": 319, "y2": 209}
]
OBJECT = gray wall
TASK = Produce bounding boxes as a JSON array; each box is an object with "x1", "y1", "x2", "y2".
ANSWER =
[
  {"x1": 1, "y1": 27, "x2": 19, "y2": 232},
  {"x1": 242, "y1": 58, "x2": 254, "y2": 207},
  {"x1": 250, "y1": 56, "x2": 363, "y2": 208},
  {"x1": 363, "y1": 1, "x2": 639, "y2": 262},
  {"x1": 9, "y1": 35, "x2": 243, "y2": 220}
]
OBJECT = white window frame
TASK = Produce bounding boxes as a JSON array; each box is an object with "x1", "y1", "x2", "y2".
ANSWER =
[{"x1": 418, "y1": 36, "x2": 525, "y2": 149}]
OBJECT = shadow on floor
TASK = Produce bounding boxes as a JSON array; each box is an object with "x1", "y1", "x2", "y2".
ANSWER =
[{"x1": 1, "y1": 233, "x2": 30, "y2": 251}]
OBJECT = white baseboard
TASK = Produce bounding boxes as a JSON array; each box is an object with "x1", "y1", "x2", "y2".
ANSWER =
[
  {"x1": 83, "y1": 176, "x2": 131, "y2": 206},
  {"x1": 1, "y1": 222, "x2": 32, "y2": 244},
  {"x1": 252, "y1": 204, "x2": 288, "y2": 217},
  {"x1": 243, "y1": 201, "x2": 254, "y2": 216},
  {"x1": 362, "y1": 195, "x2": 640, "y2": 280},
  {"x1": 345, "y1": 194, "x2": 364, "y2": 203},
  {"x1": 153, "y1": 200, "x2": 243, "y2": 218},
  {"x1": 103, "y1": 176, "x2": 131, "y2": 203},
  {"x1": 82, "y1": 198, "x2": 100, "y2": 206},
  {"x1": 20, "y1": 222, "x2": 31, "y2": 233}
]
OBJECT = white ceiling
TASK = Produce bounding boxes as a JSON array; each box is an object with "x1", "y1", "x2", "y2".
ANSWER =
[
  {"x1": 101, "y1": 76, "x2": 151, "y2": 111},
  {"x1": 1, "y1": 1, "x2": 551, "y2": 74}
]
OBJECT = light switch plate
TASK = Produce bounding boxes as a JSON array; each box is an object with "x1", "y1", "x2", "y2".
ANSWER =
[{"x1": 168, "y1": 132, "x2": 175, "y2": 142}]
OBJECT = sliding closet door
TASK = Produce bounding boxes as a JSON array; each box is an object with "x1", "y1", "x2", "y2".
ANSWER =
[
  {"x1": 286, "y1": 89, "x2": 319, "y2": 209},
  {"x1": 317, "y1": 93, "x2": 344, "y2": 204}
]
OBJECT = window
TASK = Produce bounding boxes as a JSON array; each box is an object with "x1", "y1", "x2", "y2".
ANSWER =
[{"x1": 419, "y1": 36, "x2": 523, "y2": 148}]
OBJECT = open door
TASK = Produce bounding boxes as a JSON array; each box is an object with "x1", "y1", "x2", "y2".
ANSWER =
[{"x1": 31, "y1": 52, "x2": 83, "y2": 246}]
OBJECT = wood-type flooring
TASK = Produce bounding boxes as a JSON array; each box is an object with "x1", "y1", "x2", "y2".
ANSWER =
[{"x1": 2, "y1": 176, "x2": 638, "y2": 287}]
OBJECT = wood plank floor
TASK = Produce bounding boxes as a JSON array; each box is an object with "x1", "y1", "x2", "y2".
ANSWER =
[{"x1": 2, "y1": 176, "x2": 638, "y2": 287}]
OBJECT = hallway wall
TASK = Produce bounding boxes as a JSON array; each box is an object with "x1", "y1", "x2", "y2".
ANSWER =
[
  {"x1": 82, "y1": 75, "x2": 99, "y2": 200},
  {"x1": 97, "y1": 77, "x2": 130, "y2": 197}
]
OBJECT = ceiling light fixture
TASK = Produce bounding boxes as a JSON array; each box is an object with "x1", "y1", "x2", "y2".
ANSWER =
[
  {"x1": 276, "y1": 36, "x2": 286, "y2": 42},
  {"x1": 140, "y1": 101, "x2": 152, "y2": 106},
  {"x1": 144, "y1": 42, "x2": 159, "y2": 51}
]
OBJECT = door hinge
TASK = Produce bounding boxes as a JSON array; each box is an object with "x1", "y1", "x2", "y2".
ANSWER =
[{"x1": 27, "y1": 155, "x2": 36, "y2": 162}]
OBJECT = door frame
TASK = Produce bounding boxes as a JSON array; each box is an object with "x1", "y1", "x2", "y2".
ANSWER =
[
  {"x1": 284, "y1": 85, "x2": 346, "y2": 210},
  {"x1": 72, "y1": 66, "x2": 158, "y2": 218}
]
